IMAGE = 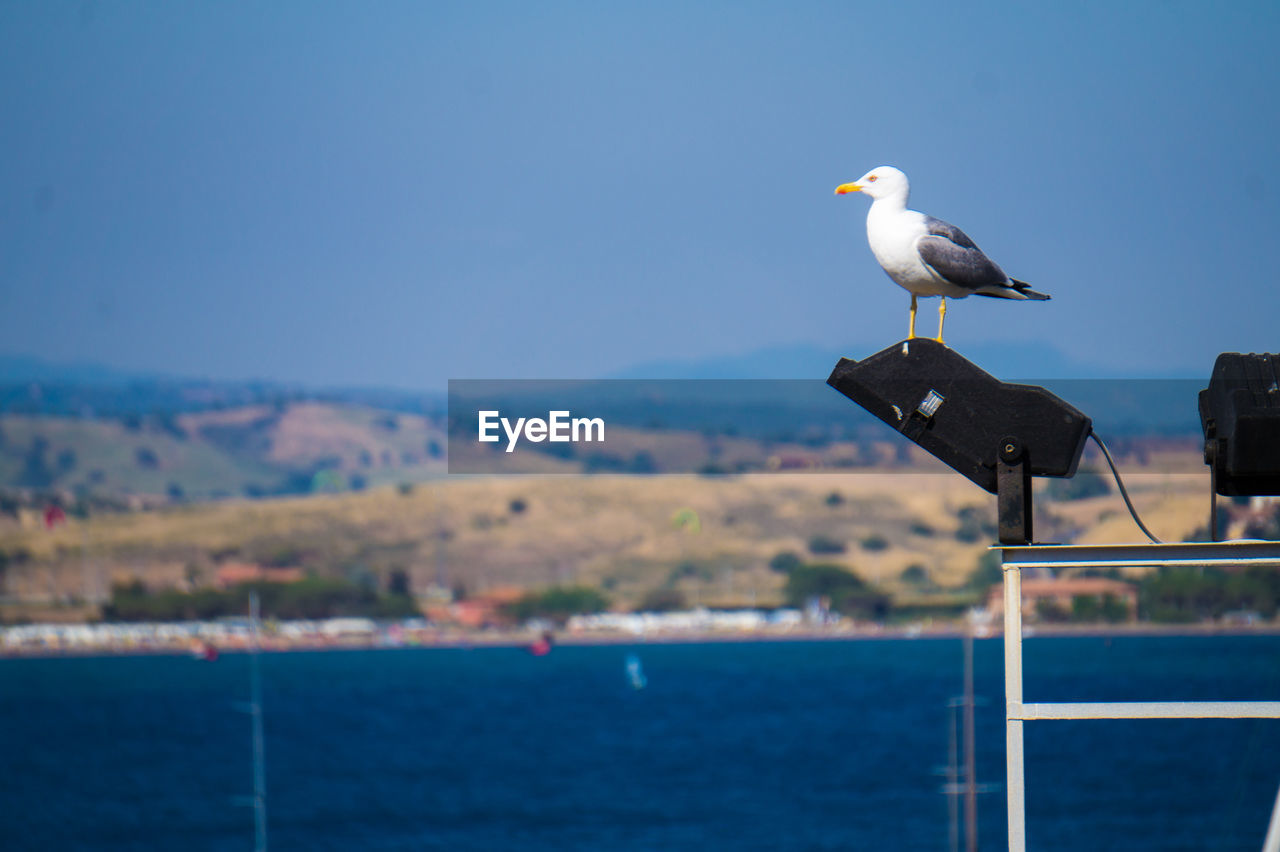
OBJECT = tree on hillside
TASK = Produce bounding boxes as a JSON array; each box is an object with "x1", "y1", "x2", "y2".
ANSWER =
[
  {"x1": 967, "y1": 550, "x2": 1002, "y2": 592},
  {"x1": 56, "y1": 449, "x2": 77, "y2": 473},
  {"x1": 768, "y1": 551, "x2": 803, "y2": 574},
  {"x1": 954, "y1": 505, "x2": 994, "y2": 543},
  {"x1": 135, "y1": 446, "x2": 159, "y2": 469},
  {"x1": 638, "y1": 587, "x2": 686, "y2": 612},
  {"x1": 18, "y1": 437, "x2": 54, "y2": 488},
  {"x1": 784, "y1": 564, "x2": 889, "y2": 619},
  {"x1": 1045, "y1": 471, "x2": 1110, "y2": 502},
  {"x1": 504, "y1": 585, "x2": 609, "y2": 626},
  {"x1": 1243, "y1": 504, "x2": 1280, "y2": 541},
  {"x1": 668, "y1": 561, "x2": 712, "y2": 583},
  {"x1": 900, "y1": 564, "x2": 932, "y2": 587},
  {"x1": 1140, "y1": 566, "x2": 1280, "y2": 623},
  {"x1": 101, "y1": 576, "x2": 421, "y2": 622},
  {"x1": 807, "y1": 535, "x2": 846, "y2": 555},
  {"x1": 387, "y1": 568, "x2": 412, "y2": 598},
  {"x1": 859, "y1": 534, "x2": 889, "y2": 552},
  {"x1": 1071, "y1": 594, "x2": 1129, "y2": 623}
]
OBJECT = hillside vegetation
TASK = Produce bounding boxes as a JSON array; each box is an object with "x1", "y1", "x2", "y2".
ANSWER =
[
  {"x1": 0, "y1": 391, "x2": 1228, "y2": 624},
  {"x1": 1, "y1": 465, "x2": 1211, "y2": 618},
  {"x1": 0, "y1": 403, "x2": 447, "y2": 501}
]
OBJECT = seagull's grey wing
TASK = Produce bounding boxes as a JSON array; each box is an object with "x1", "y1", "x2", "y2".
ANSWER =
[
  {"x1": 916, "y1": 216, "x2": 1009, "y2": 291},
  {"x1": 922, "y1": 216, "x2": 981, "y2": 249}
]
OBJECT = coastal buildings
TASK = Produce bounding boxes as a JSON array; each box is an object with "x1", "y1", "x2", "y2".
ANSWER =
[{"x1": 985, "y1": 577, "x2": 1138, "y2": 621}]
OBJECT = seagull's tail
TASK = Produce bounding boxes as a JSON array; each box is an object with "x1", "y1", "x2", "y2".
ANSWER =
[{"x1": 1009, "y1": 278, "x2": 1050, "y2": 300}]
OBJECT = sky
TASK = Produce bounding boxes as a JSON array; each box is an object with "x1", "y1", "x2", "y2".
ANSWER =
[{"x1": 2, "y1": 1, "x2": 1278, "y2": 390}]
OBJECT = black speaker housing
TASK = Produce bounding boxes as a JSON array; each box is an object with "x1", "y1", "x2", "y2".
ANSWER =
[
  {"x1": 1199, "y1": 351, "x2": 1280, "y2": 496},
  {"x1": 827, "y1": 339, "x2": 1091, "y2": 495}
]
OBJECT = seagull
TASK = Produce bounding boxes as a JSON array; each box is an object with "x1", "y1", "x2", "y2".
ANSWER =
[{"x1": 835, "y1": 166, "x2": 1049, "y2": 343}]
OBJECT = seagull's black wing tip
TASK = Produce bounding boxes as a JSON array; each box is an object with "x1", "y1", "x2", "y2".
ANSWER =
[{"x1": 1011, "y1": 278, "x2": 1051, "y2": 300}]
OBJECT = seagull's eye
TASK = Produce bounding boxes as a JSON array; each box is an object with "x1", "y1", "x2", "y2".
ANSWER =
[{"x1": 867, "y1": 175, "x2": 878, "y2": 182}]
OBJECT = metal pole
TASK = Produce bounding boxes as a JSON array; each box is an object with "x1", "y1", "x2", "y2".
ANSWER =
[
  {"x1": 81, "y1": 522, "x2": 91, "y2": 605},
  {"x1": 948, "y1": 702, "x2": 960, "y2": 852},
  {"x1": 249, "y1": 592, "x2": 268, "y2": 852},
  {"x1": 998, "y1": 542, "x2": 1280, "y2": 852},
  {"x1": 1017, "y1": 701, "x2": 1280, "y2": 720},
  {"x1": 1209, "y1": 467, "x2": 1219, "y2": 542},
  {"x1": 1004, "y1": 560, "x2": 1026, "y2": 852},
  {"x1": 1259, "y1": 780, "x2": 1280, "y2": 852},
  {"x1": 964, "y1": 626, "x2": 977, "y2": 852}
]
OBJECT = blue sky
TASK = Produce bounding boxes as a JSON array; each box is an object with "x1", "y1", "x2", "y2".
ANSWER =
[{"x1": 2, "y1": 1, "x2": 1277, "y2": 389}]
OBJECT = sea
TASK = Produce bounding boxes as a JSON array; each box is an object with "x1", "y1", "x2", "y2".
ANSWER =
[{"x1": 3, "y1": 635, "x2": 1279, "y2": 851}]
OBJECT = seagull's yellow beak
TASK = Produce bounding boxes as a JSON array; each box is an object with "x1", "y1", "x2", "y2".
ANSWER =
[{"x1": 834, "y1": 182, "x2": 862, "y2": 195}]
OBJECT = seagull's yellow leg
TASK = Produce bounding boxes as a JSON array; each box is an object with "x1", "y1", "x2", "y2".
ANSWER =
[
  {"x1": 908, "y1": 295, "x2": 918, "y2": 340},
  {"x1": 935, "y1": 297, "x2": 947, "y2": 344}
]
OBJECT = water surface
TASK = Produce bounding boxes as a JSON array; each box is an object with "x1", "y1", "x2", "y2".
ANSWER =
[{"x1": 3, "y1": 636, "x2": 1278, "y2": 850}]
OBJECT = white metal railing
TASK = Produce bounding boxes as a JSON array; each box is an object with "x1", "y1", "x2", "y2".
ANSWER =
[{"x1": 1000, "y1": 541, "x2": 1280, "y2": 852}]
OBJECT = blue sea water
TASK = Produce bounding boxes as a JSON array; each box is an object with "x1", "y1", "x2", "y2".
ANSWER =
[{"x1": 2, "y1": 635, "x2": 1279, "y2": 851}]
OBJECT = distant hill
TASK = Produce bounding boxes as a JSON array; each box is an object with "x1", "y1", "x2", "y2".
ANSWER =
[
  {"x1": 0, "y1": 354, "x2": 444, "y2": 419},
  {"x1": 600, "y1": 341, "x2": 1207, "y2": 439},
  {"x1": 0, "y1": 354, "x2": 166, "y2": 386},
  {"x1": 0, "y1": 346, "x2": 1207, "y2": 502},
  {"x1": 0, "y1": 402, "x2": 447, "y2": 501},
  {"x1": 609, "y1": 340, "x2": 1208, "y2": 381}
]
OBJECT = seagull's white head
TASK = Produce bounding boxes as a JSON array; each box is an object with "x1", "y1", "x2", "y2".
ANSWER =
[{"x1": 834, "y1": 166, "x2": 909, "y2": 202}]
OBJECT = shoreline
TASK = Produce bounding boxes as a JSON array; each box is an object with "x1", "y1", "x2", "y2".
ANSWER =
[{"x1": 4, "y1": 620, "x2": 1279, "y2": 660}]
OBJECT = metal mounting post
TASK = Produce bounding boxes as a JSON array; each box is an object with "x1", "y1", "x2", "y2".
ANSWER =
[
  {"x1": 1003, "y1": 559, "x2": 1026, "y2": 852},
  {"x1": 997, "y1": 437, "x2": 1033, "y2": 545},
  {"x1": 1000, "y1": 542, "x2": 1280, "y2": 852}
]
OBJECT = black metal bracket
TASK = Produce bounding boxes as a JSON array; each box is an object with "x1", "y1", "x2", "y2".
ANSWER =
[{"x1": 997, "y1": 436, "x2": 1033, "y2": 545}]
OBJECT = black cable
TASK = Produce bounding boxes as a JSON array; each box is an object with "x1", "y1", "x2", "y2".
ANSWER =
[{"x1": 1089, "y1": 429, "x2": 1162, "y2": 544}]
